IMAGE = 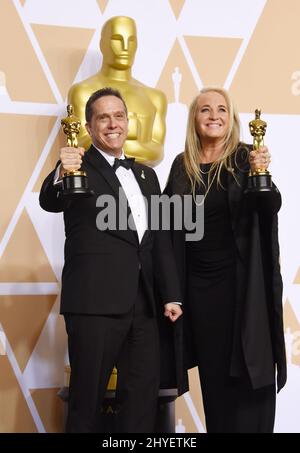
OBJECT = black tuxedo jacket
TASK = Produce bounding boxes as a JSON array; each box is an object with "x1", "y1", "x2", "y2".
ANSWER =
[
  {"x1": 164, "y1": 145, "x2": 287, "y2": 392},
  {"x1": 39, "y1": 145, "x2": 181, "y2": 316}
]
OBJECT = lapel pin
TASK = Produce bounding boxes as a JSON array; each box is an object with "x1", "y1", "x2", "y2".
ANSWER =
[{"x1": 141, "y1": 170, "x2": 146, "y2": 180}]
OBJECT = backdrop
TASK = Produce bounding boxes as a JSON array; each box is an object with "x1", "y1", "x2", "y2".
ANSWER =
[{"x1": 0, "y1": 0, "x2": 299, "y2": 433}]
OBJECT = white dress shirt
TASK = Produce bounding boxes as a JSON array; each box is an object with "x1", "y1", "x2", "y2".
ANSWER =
[{"x1": 96, "y1": 147, "x2": 148, "y2": 243}]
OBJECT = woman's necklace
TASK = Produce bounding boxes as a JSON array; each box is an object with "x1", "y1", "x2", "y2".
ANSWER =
[
  {"x1": 193, "y1": 166, "x2": 217, "y2": 207},
  {"x1": 199, "y1": 163, "x2": 211, "y2": 175}
]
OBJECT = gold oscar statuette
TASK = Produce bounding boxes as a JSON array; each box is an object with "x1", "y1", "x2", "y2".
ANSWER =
[
  {"x1": 247, "y1": 109, "x2": 274, "y2": 192},
  {"x1": 60, "y1": 105, "x2": 93, "y2": 197}
]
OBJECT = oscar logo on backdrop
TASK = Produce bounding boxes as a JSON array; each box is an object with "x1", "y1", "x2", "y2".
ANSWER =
[
  {"x1": 68, "y1": 16, "x2": 167, "y2": 165},
  {"x1": 155, "y1": 66, "x2": 188, "y2": 187},
  {"x1": 172, "y1": 67, "x2": 182, "y2": 104}
]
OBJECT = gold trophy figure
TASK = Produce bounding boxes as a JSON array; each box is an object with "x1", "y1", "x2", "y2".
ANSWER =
[
  {"x1": 67, "y1": 16, "x2": 167, "y2": 165},
  {"x1": 61, "y1": 105, "x2": 93, "y2": 197},
  {"x1": 61, "y1": 104, "x2": 81, "y2": 148},
  {"x1": 247, "y1": 109, "x2": 273, "y2": 192}
]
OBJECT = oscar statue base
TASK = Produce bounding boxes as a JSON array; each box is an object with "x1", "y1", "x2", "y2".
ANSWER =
[
  {"x1": 246, "y1": 172, "x2": 274, "y2": 193},
  {"x1": 62, "y1": 172, "x2": 94, "y2": 198},
  {"x1": 57, "y1": 387, "x2": 177, "y2": 433}
]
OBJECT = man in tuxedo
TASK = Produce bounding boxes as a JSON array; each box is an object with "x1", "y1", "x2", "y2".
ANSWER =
[{"x1": 39, "y1": 87, "x2": 182, "y2": 433}]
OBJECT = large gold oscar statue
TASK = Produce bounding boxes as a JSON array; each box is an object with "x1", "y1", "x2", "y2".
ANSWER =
[{"x1": 68, "y1": 16, "x2": 167, "y2": 165}]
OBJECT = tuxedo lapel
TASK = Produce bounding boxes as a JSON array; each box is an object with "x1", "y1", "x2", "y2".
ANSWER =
[
  {"x1": 131, "y1": 164, "x2": 153, "y2": 244},
  {"x1": 85, "y1": 146, "x2": 121, "y2": 198},
  {"x1": 131, "y1": 164, "x2": 153, "y2": 201},
  {"x1": 85, "y1": 146, "x2": 139, "y2": 246}
]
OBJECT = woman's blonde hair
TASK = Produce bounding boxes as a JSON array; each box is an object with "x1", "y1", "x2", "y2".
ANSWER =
[{"x1": 183, "y1": 87, "x2": 241, "y2": 194}]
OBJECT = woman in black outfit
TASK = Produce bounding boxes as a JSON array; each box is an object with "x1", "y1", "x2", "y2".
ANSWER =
[{"x1": 164, "y1": 87, "x2": 286, "y2": 433}]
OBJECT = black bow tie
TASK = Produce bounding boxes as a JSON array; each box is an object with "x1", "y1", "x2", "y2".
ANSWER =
[{"x1": 113, "y1": 157, "x2": 135, "y2": 171}]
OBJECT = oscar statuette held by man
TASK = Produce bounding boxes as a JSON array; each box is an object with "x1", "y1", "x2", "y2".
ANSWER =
[{"x1": 60, "y1": 104, "x2": 93, "y2": 197}]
